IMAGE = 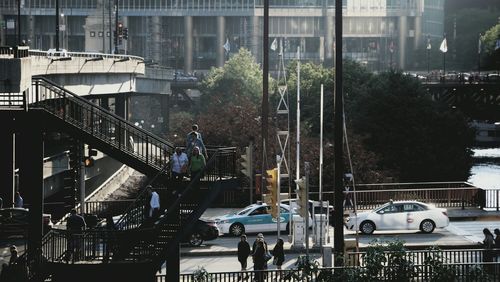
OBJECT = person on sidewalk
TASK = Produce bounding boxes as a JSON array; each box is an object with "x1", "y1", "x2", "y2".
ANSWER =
[
  {"x1": 252, "y1": 240, "x2": 266, "y2": 282},
  {"x1": 237, "y1": 234, "x2": 251, "y2": 271},
  {"x1": 272, "y1": 238, "x2": 285, "y2": 270},
  {"x1": 481, "y1": 228, "x2": 495, "y2": 272}
]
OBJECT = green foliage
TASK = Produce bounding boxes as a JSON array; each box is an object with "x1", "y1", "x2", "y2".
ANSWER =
[
  {"x1": 481, "y1": 23, "x2": 500, "y2": 69},
  {"x1": 192, "y1": 266, "x2": 211, "y2": 282},
  {"x1": 443, "y1": 8, "x2": 500, "y2": 70},
  {"x1": 200, "y1": 48, "x2": 264, "y2": 109},
  {"x1": 424, "y1": 247, "x2": 457, "y2": 282},
  {"x1": 348, "y1": 71, "x2": 474, "y2": 182},
  {"x1": 284, "y1": 255, "x2": 320, "y2": 280}
]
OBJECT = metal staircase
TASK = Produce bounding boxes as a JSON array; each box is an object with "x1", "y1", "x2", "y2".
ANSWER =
[
  {"x1": 28, "y1": 77, "x2": 175, "y2": 178},
  {"x1": 5, "y1": 78, "x2": 238, "y2": 281}
]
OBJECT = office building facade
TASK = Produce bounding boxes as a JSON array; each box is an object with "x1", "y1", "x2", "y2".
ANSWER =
[{"x1": 0, "y1": 0, "x2": 444, "y2": 71}]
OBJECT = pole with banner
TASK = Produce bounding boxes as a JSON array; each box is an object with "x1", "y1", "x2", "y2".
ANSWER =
[{"x1": 439, "y1": 34, "x2": 448, "y2": 81}]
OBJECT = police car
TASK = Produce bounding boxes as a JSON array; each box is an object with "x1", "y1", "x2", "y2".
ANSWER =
[{"x1": 215, "y1": 203, "x2": 294, "y2": 236}]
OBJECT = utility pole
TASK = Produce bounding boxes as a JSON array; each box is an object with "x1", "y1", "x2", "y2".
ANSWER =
[
  {"x1": 109, "y1": 0, "x2": 112, "y2": 53},
  {"x1": 333, "y1": 0, "x2": 345, "y2": 264},
  {"x1": 261, "y1": 0, "x2": 269, "y2": 193},
  {"x1": 114, "y1": 0, "x2": 119, "y2": 54},
  {"x1": 17, "y1": 0, "x2": 21, "y2": 45},
  {"x1": 304, "y1": 162, "x2": 310, "y2": 258},
  {"x1": 55, "y1": 0, "x2": 59, "y2": 50}
]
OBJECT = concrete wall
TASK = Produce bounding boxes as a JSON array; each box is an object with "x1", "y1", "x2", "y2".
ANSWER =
[
  {"x1": 0, "y1": 57, "x2": 31, "y2": 93},
  {"x1": 46, "y1": 73, "x2": 136, "y2": 95}
]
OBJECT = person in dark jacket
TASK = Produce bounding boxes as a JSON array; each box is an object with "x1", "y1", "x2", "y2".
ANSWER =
[
  {"x1": 237, "y1": 235, "x2": 251, "y2": 271},
  {"x1": 252, "y1": 240, "x2": 266, "y2": 282},
  {"x1": 272, "y1": 238, "x2": 285, "y2": 270},
  {"x1": 66, "y1": 209, "x2": 86, "y2": 261}
]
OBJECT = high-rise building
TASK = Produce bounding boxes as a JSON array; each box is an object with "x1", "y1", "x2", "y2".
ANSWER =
[{"x1": 0, "y1": 0, "x2": 444, "y2": 72}]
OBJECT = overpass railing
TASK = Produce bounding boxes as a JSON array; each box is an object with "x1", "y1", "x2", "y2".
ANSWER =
[{"x1": 28, "y1": 50, "x2": 144, "y2": 63}]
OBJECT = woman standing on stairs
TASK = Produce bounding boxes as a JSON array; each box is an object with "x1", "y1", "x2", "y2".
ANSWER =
[{"x1": 189, "y1": 146, "x2": 206, "y2": 181}]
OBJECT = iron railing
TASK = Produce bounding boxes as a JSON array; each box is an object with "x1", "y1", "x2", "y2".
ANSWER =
[
  {"x1": 171, "y1": 262, "x2": 500, "y2": 282},
  {"x1": 345, "y1": 248, "x2": 494, "y2": 267},
  {"x1": 28, "y1": 77, "x2": 175, "y2": 174}
]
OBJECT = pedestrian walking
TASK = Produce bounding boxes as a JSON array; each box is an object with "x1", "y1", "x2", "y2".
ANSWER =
[
  {"x1": 66, "y1": 209, "x2": 86, "y2": 262},
  {"x1": 494, "y1": 229, "x2": 500, "y2": 261},
  {"x1": 103, "y1": 214, "x2": 117, "y2": 262},
  {"x1": 252, "y1": 240, "x2": 266, "y2": 282},
  {"x1": 148, "y1": 186, "x2": 160, "y2": 221},
  {"x1": 171, "y1": 147, "x2": 189, "y2": 183},
  {"x1": 237, "y1": 235, "x2": 251, "y2": 271},
  {"x1": 186, "y1": 128, "x2": 208, "y2": 159},
  {"x1": 189, "y1": 146, "x2": 206, "y2": 180},
  {"x1": 272, "y1": 238, "x2": 285, "y2": 270},
  {"x1": 14, "y1": 192, "x2": 23, "y2": 208},
  {"x1": 186, "y1": 125, "x2": 208, "y2": 158}
]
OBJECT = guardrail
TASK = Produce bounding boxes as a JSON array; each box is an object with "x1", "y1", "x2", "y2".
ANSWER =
[
  {"x1": 28, "y1": 50, "x2": 143, "y2": 62},
  {"x1": 0, "y1": 46, "x2": 30, "y2": 58},
  {"x1": 171, "y1": 262, "x2": 500, "y2": 281}
]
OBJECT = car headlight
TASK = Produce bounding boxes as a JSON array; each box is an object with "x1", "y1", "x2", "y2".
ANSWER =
[{"x1": 218, "y1": 220, "x2": 229, "y2": 224}]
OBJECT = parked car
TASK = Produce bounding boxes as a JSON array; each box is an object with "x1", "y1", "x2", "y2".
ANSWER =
[
  {"x1": 47, "y1": 48, "x2": 69, "y2": 58},
  {"x1": 0, "y1": 208, "x2": 53, "y2": 237},
  {"x1": 183, "y1": 218, "x2": 220, "y2": 247},
  {"x1": 215, "y1": 203, "x2": 303, "y2": 236},
  {"x1": 345, "y1": 200, "x2": 449, "y2": 235}
]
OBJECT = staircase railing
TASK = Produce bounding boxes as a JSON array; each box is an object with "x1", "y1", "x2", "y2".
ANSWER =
[{"x1": 27, "y1": 77, "x2": 175, "y2": 174}]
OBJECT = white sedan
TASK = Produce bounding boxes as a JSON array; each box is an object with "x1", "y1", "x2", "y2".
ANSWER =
[{"x1": 345, "y1": 201, "x2": 449, "y2": 234}]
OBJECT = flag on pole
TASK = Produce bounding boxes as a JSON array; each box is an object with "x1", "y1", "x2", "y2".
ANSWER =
[
  {"x1": 439, "y1": 37, "x2": 448, "y2": 53},
  {"x1": 478, "y1": 37, "x2": 482, "y2": 54},
  {"x1": 270, "y1": 38, "x2": 278, "y2": 51},
  {"x1": 495, "y1": 39, "x2": 500, "y2": 51},
  {"x1": 223, "y1": 38, "x2": 230, "y2": 53},
  {"x1": 426, "y1": 37, "x2": 431, "y2": 50}
]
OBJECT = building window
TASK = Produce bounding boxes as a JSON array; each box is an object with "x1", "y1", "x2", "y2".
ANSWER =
[
  {"x1": 90, "y1": 31, "x2": 96, "y2": 37},
  {"x1": 98, "y1": 31, "x2": 104, "y2": 37}
]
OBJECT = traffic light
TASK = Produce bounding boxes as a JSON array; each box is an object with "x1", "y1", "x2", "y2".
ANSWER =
[
  {"x1": 295, "y1": 177, "x2": 308, "y2": 219},
  {"x1": 240, "y1": 146, "x2": 253, "y2": 178},
  {"x1": 123, "y1": 27, "x2": 128, "y2": 40},
  {"x1": 84, "y1": 157, "x2": 94, "y2": 167},
  {"x1": 118, "y1": 22, "x2": 123, "y2": 37},
  {"x1": 265, "y1": 168, "x2": 278, "y2": 218}
]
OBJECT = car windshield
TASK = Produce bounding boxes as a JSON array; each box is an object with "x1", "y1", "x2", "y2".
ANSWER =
[{"x1": 237, "y1": 206, "x2": 254, "y2": 215}]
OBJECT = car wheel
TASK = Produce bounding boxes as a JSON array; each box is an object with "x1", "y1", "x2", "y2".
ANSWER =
[
  {"x1": 360, "y1": 221, "x2": 375, "y2": 235},
  {"x1": 189, "y1": 232, "x2": 203, "y2": 247},
  {"x1": 420, "y1": 219, "x2": 435, "y2": 233},
  {"x1": 229, "y1": 223, "x2": 245, "y2": 237}
]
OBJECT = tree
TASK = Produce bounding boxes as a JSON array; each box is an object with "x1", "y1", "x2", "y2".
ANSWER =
[
  {"x1": 199, "y1": 48, "x2": 264, "y2": 109},
  {"x1": 348, "y1": 71, "x2": 474, "y2": 182},
  {"x1": 481, "y1": 23, "x2": 500, "y2": 69},
  {"x1": 443, "y1": 8, "x2": 499, "y2": 71},
  {"x1": 196, "y1": 48, "x2": 277, "y2": 171}
]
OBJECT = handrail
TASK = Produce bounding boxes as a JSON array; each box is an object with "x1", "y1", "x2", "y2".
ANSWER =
[
  {"x1": 114, "y1": 164, "x2": 170, "y2": 230},
  {"x1": 30, "y1": 76, "x2": 174, "y2": 149},
  {"x1": 28, "y1": 50, "x2": 144, "y2": 62}
]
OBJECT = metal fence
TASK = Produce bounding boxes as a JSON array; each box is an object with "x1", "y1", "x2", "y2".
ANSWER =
[{"x1": 170, "y1": 262, "x2": 500, "y2": 281}]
